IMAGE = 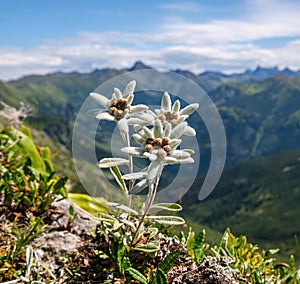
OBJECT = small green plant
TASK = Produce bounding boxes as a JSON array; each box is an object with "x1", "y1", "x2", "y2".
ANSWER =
[
  {"x1": 1, "y1": 126, "x2": 68, "y2": 215},
  {"x1": 181, "y1": 227, "x2": 300, "y2": 283},
  {"x1": 0, "y1": 125, "x2": 68, "y2": 282},
  {"x1": 88, "y1": 80, "x2": 198, "y2": 281}
]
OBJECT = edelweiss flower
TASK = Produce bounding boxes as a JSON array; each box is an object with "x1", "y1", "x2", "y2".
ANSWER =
[
  {"x1": 132, "y1": 92, "x2": 199, "y2": 138},
  {"x1": 122, "y1": 119, "x2": 194, "y2": 164},
  {"x1": 90, "y1": 80, "x2": 149, "y2": 142},
  {"x1": 90, "y1": 80, "x2": 148, "y2": 123},
  {"x1": 121, "y1": 119, "x2": 195, "y2": 192}
]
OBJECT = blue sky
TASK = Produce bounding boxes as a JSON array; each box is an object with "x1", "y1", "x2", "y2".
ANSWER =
[{"x1": 1, "y1": 0, "x2": 300, "y2": 80}]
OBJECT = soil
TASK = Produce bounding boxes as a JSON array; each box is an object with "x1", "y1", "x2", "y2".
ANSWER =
[{"x1": 1, "y1": 198, "x2": 247, "y2": 283}]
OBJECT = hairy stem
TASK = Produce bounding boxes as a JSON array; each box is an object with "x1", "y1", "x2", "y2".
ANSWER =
[
  {"x1": 131, "y1": 176, "x2": 160, "y2": 247},
  {"x1": 122, "y1": 131, "x2": 133, "y2": 208}
]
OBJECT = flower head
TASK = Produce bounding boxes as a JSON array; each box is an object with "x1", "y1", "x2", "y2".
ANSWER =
[
  {"x1": 90, "y1": 80, "x2": 149, "y2": 143},
  {"x1": 121, "y1": 119, "x2": 195, "y2": 191},
  {"x1": 90, "y1": 80, "x2": 148, "y2": 122},
  {"x1": 132, "y1": 92, "x2": 199, "y2": 138},
  {"x1": 122, "y1": 119, "x2": 194, "y2": 165}
]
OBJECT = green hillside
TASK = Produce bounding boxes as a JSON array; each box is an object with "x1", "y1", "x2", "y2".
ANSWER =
[
  {"x1": 210, "y1": 75, "x2": 300, "y2": 165},
  {"x1": 183, "y1": 148, "x2": 300, "y2": 259},
  {"x1": 1, "y1": 70, "x2": 300, "y2": 261},
  {"x1": 1, "y1": 71, "x2": 300, "y2": 169}
]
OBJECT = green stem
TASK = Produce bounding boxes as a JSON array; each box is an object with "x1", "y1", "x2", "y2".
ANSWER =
[
  {"x1": 122, "y1": 130, "x2": 133, "y2": 208},
  {"x1": 131, "y1": 176, "x2": 160, "y2": 247}
]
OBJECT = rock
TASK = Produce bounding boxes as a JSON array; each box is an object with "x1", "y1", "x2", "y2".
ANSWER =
[{"x1": 32, "y1": 199, "x2": 99, "y2": 274}]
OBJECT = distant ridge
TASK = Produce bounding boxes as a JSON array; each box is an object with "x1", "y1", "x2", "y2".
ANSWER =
[
  {"x1": 127, "y1": 61, "x2": 152, "y2": 71},
  {"x1": 199, "y1": 65, "x2": 300, "y2": 83}
]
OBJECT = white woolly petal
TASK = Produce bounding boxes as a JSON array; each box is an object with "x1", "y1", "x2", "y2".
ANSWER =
[
  {"x1": 171, "y1": 150, "x2": 191, "y2": 159},
  {"x1": 132, "y1": 133, "x2": 145, "y2": 145},
  {"x1": 127, "y1": 117, "x2": 148, "y2": 125},
  {"x1": 121, "y1": 147, "x2": 145, "y2": 156},
  {"x1": 123, "y1": 80, "x2": 136, "y2": 98},
  {"x1": 96, "y1": 112, "x2": 115, "y2": 121},
  {"x1": 172, "y1": 100, "x2": 181, "y2": 113},
  {"x1": 130, "y1": 104, "x2": 149, "y2": 113},
  {"x1": 174, "y1": 157, "x2": 194, "y2": 164},
  {"x1": 154, "y1": 119, "x2": 163, "y2": 138},
  {"x1": 126, "y1": 94, "x2": 134, "y2": 105},
  {"x1": 134, "y1": 124, "x2": 143, "y2": 133},
  {"x1": 164, "y1": 157, "x2": 178, "y2": 164},
  {"x1": 90, "y1": 92, "x2": 110, "y2": 107},
  {"x1": 161, "y1": 92, "x2": 172, "y2": 112},
  {"x1": 164, "y1": 123, "x2": 172, "y2": 137},
  {"x1": 113, "y1": 88, "x2": 123, "y2": 100},
  {"x1": 143, "y1": 152, "x2": 157, "y2": 161},
  {"x1": 143, "y1": 126, "x2": 153, "y2": 138},
  {"x1": 177, "y1": 115, "x2": 188, "y2": 124},
  {"x1": 169, "y1": 139, "x2": 181, "y2": 149},
  {"x1": 134, "y1": 110, "x2": 156, "y2": 122},
  {"x1": 171, "y1": 122, "x2": 187, "y2": 138},
  {"x1": 179, "y1": 103, "x2": 199, "y2": 116},
  {"x1": 183, "y1": 126, "x2": 196, "y2": 136}
]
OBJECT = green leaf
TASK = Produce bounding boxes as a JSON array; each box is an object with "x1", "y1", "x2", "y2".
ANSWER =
[
  {"x1": 159, "y1": 250, "x2": 180, "y2": 274},
  {"x1": 53, "y1": 176, "x2": 68, "y2": 191},
  {"x1": 147, "y1": 227, "x2": 159, "y2": 239},
  {"x1": 128, "y1": 179, "x2": 147, "y2": 194},
  {"x1": 133, "y1": 242, "x2": 159, "y2": 253},
  {"x1": 123, "y1": 232, "x2": 132, "y2": 247},
  {"x1": 110, "y1": 166, "x2": 128, "y2": 194},
  {"x1": 23, "y1": 196, "x2": 32, "y2": 207},
  {"x1": 94, "y1": 212, "x2": 116, "y2": 222},
  {"x1": 116, "y1": 216, "x2": 137, "y2": 231},
  {"x1": 69, "y1": 205, "x2": 74, "y2": 216},
  {"x1": 126, "y1": 267, "x2": 148, "y2": 284},
  {"x1": 145, "y1": 215, "x2": 185, "y2": 225},
  {"x1": 185, "y1": 228, "x2": 194, "y2": 250},
  {"x1": 58, "y1": 186, "x2": 68, "y2": 199},
  {"x1": 6, "y1": 126, "x2": 46, "y2": 174},
  {"x1": 68, "y1": 193, "x2": 108, "y2": 214},
  {"x1": 147, "y1": 161, "x2": 163, "y2": 185},
  {"x1": 153, "y1": 268, "x2": 168, "y2": 284},
  {"x1": 122, "y1": 171, "x2": 147, "y2": 180},
  {"x1": 107, "y1": 202, "x2": 138, "y2": 215},
  {"x1": 25, "y1": 245, "x2": 33, "y2": 278},
  {"x1": 98, "y1": 157, "x2": 129, "y2": 168},
  {"x1": 193, "y1": 229, "x2": 206, "y2": 250},
  {"x1": 150, "y1": 203, "x2": 182, "y2": 212},
  {"x1": 40, "y1": 147, "x2": 54, "y2": 173},
  {"x1": 117, "y1": 246, "x2": 126, "y2": 274}
]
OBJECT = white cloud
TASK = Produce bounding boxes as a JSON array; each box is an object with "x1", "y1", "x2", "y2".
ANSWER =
[{"x1": 1, "y1": 0, "x2": 300, "y2": 81}]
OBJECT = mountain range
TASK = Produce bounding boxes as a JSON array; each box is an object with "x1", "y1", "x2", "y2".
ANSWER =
[{"x1": 0, "y1": 62, "x2": 299, "y2": 259}]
